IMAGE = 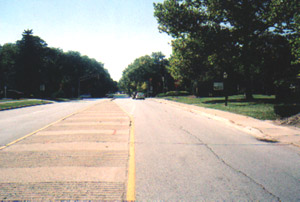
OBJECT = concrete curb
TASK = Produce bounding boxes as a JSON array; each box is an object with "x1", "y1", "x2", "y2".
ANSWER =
[
  {"x1": 152, "y1": 98, "x2": 300, "y2": 147},
  {"x1": 0, "y1": 101, "x2": 53, "y2": 111}
]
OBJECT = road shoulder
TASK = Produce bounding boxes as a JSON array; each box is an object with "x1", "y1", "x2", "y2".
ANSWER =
[{"x1": 153, "y1": 98, "x2": 300, "y2": 147}]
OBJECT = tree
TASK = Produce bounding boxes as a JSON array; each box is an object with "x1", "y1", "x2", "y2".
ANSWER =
[
  {"x1": 43, "y1": 47, "x2": 65, "y2": 97},
  {"x1": 0, "y1": 43, "x2": 19, "y2": 92},
  {"x1": 16, "y1": 29, "x2": 48, "y2": 96},
  {"x1": 154, "y1": 0, "x2": 299, "y2": 99},
  {"x1": 119, "y1": 52, "x2": 171, "y2": 96},
  {"x1": 0, "y1": 30, "x2": 116, "y2": 98}
]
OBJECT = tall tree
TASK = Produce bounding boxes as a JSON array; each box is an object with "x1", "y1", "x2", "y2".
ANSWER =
[
  {"x1": 154, "y1": 0, "x2": 299, "y2": 99},
  {"x1": 16, "y1": 29, "x2": 48, "y2": 96},
  {"x1": 0, "y1": 43, "x2": 19, "y2": 91},
  {"x1": 119, "y1": 52, "x2": 171, "y2": 95}
]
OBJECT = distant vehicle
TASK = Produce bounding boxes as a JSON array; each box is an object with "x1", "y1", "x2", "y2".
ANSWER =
[{"x1": 135, "y1": 92, "x2": 145, "y2": 100}]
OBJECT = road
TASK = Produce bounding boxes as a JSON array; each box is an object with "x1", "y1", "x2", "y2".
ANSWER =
[
  {"x1": 114, "y1": 98, "x2": 300, "y2": 201},
  {"x1": 0, "y1": 99, "x2": 104, "y2": 147},
  {"x1": 1, "y1": 97, "x2": 299, "y2": 201}
]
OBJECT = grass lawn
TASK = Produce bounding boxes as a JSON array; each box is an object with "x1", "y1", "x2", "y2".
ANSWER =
[
  {"x1": 162, "y1": 94, "x2": 299, "y2": 120},
  {"x1": 0, "y1": 99, "x2": 53, "y2": 110}
]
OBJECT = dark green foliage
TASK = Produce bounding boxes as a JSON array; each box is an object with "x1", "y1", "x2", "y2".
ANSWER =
[
  {"x1": 119, "y1": 52, "x2": 173, "y2": 96},
  {"x1": 0, "y1": 30, "x2": 117, "y2": 99},
  {"x1": 156, "y1": 91, "x2": 190, "y2": 97},
  {"x1": 274, "y1": 104, "x2": 300, "y2": 117},
  {"x1": 154, "y1": 0, "x2": 299, "y2": 100}
]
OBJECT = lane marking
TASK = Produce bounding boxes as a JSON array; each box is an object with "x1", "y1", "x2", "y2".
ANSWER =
[
  {"x1": 127, "y1": 115, "x2": 135, "y2": 201},
  {"x1": 0, "y1": 100, "x2": 105, "y2": 151},
  {"x1": 114, "y1": 101, "x2": 136, "y2": 201}
]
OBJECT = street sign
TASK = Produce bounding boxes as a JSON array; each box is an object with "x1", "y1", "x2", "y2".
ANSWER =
[{"x1": 214, "y1": 82, "x2": 224, "y2": 91}]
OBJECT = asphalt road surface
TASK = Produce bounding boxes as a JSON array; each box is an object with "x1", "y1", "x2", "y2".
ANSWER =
[
  {"x1": 0, "y1": 99, "x2": 104, "y2": 147},
  {"x1": 1, "y1": 98, "x2": 299, "y2": 201},
  {"x1": 114, "y1": 98, "x2": 300, "y2": 201}
]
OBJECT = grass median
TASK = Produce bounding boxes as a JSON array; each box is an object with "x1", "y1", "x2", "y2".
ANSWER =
[
  {"x1": 161, "y1": 94, "x2": 300, "y2": 120},
  {"x1": 0, "y1": 99, "x2": 53, "y2": 110}
]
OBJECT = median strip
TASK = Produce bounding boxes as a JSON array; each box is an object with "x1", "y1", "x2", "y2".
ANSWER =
[{"x1": 0, "y1": 100, "x2": 132, "y2": 200}]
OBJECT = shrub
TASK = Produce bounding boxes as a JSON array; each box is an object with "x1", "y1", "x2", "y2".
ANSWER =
[
  {"x1": 156, "y1": 91, "x2": 190, "y2": 97},
  {"x1": 51, "y1": 90, "x2": 66, "y2": 99},
  {"x1": 274, "y1": 104, "x2": 300, "y2": 117},
  {"x1": 156, "y1": 93, "x2": 166, "y2": 97}
]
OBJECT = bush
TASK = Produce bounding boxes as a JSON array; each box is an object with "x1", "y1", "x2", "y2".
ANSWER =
[
  {"x1": 274, "y1": 104, "x2": 300, "y2": 117},
  {"x1": 156, "y1": 93, "x2": 166, "y2": 97},
  {"x1": 156, "y1": 91, "x2": 190, "y2": 97},
  {"x1": 51, "y1": 90, "x2": 66, "y2": 99}
]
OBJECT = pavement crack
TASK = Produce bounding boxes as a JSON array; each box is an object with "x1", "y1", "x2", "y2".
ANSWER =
[{"x1": 179, "y1": 126, "x2": 281, "y2": 202}]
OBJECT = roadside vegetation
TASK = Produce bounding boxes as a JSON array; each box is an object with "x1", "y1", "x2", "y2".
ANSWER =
[
  {"x1": 117, "y1": 1, "x2": 299, "y2": 122},
  {"x1": 119, "y1": 1, "x2": 299, "y2": 104},
  {"x1": 0, "y1": 30, "x2": 117, "y2": 100},
  {"x1": 0, "y1": 99, "x2": 52, "y2": 110},
  {"x1": 159, "y1": 94, "x2": 300, "y2": 120}
]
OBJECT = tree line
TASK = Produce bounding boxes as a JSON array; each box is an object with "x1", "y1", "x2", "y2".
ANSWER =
[
  {"x1": 119, "y1": 52, "x2": 174, "y2": 96},
  {"x1": 154, "y1": 0, "x2": 299, "y2": 100},
  {"x1": 120, "y1": 0, "x2": 299, "y2": 100},
  {"x1": 0, "y1": 29, "x2": 117, "y2": 99}
]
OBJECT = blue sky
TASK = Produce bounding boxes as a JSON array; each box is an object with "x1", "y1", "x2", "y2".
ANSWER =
[{"x1": 0, "y1": 0, "x2": 172, "y2": 81}]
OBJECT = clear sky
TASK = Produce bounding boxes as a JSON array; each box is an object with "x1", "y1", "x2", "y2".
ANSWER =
[{"x1": 0, "y1": 0, "x2": 172, "y2": 81}]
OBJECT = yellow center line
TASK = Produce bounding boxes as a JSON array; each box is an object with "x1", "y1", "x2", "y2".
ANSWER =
[{"x1": 114, "y1": 101, "x2": 136, "y2": 201}]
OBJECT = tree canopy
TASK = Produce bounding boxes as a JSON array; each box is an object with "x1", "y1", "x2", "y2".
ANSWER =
[
  {"x1": 0, "y1": 29, "x2": 117, "y2": 98},
  {"x1": 154, "y1": 0, "x2": 299, "y2": 99},
  {"x1": 119, "y1": 52, "x2": 173, "y2": 96}
]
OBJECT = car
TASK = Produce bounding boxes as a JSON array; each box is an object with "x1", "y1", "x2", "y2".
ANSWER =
[{"x1": 135, "y1": 92, "x2": 145, "y2": 99}]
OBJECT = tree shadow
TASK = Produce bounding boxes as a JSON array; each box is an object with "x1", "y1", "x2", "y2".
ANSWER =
[
  {"x1": 203, "y1": 98, "x2": 277, "y2": 104},
  {"x1": 202, "y1": 96, "x2": 300, "y2": 117}
]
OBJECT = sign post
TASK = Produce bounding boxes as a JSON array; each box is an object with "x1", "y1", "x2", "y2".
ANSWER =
[{"x1": 4, "y1": 86, "x2": 7, "y2": 99}]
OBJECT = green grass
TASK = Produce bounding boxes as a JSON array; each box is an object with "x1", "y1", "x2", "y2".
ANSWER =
[
  {"x1": 0, "y1": 99, "x2": 52, "y2": 110},
  {"x1": 161, "y1": 94, "x2": 298, "y2": 120}
]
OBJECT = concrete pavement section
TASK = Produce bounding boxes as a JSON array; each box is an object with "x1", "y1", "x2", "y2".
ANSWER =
[
  {"x1": 0, "y1": 100, "x2": 131, "y2": 201},
  {"x1": 154, "y1": 98, "x2": 300, "y2": 148}
]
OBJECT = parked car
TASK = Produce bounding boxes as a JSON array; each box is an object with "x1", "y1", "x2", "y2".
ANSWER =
[{"x1": 135, "y1": 92, "x2": 145, "y2": 100}]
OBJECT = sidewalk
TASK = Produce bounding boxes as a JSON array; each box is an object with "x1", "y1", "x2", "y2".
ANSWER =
[
  {"x1": 154, "y1": 98, "x2": 300, "y2": 148},
  {"x1": 0, "y1": 100, "x2": 131, "y2": 201}
]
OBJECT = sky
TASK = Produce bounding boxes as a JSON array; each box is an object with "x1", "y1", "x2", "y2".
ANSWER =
[{"x1": 0, "y1": 0, "x2": 172, "y2": 81}]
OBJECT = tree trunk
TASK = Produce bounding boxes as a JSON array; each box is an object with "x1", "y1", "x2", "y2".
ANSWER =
[{"x1": 245, "y1": 87, "x2": 253, "y2": 100}]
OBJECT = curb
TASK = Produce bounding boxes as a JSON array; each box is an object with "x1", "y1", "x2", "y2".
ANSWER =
[
  {"x1": 0, "y1": 102, "x2": 53, "y2": 111},
  {"x1": 152, "y1": 98, "x2": 299, "y2": 147}
]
